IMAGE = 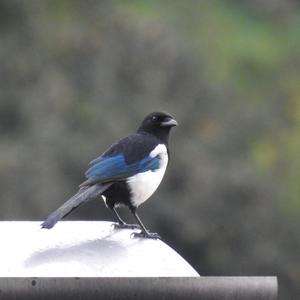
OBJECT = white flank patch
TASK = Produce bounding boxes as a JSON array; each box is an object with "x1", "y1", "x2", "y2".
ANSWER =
[{"x1": 127, "y1": 144, "x2": 168, "y2": 208}]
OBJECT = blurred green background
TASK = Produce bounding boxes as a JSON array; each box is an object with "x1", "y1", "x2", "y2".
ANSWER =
[{"x1": 1, "y1": 0, "x2": 300, "y2": 298}]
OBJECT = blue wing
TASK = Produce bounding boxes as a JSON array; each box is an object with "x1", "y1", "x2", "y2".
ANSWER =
[{"x1": 82, "y1": 153, "x2": 160, "y2": 185}]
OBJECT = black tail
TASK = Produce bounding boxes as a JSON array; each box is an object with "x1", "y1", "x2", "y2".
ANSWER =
[{"x1": 41, "y1": 183, "x2": 112, "y2": 229}]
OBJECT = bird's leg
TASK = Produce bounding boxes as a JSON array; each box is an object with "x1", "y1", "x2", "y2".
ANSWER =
[
  {"x1": 110, "y1": 207, "x2": 126, "y2": 224},
  {"x1": 110, "y1": 207, "x2": 141, "y2": 230},
  {"x1": 130, "y1": 208, "x2": 160, "y2": 240}
]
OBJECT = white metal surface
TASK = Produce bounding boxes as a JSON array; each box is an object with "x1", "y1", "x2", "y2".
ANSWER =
[{"x1": 0, "y1": 221, "x2": 199, "y2": 277}]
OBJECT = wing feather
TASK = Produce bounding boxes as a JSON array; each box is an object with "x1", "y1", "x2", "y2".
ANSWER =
[{"x1": 80, "y1": 153, "x2": 160, "y2": 187}]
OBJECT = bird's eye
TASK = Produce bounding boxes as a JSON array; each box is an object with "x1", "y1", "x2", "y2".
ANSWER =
[{"x1": 152, "y1": 116, "x2": 158, "y2": 121}]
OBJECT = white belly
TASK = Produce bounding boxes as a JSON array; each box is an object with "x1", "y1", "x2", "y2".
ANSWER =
[{"x1": 127, "y1": 144, "x2": 168, "y2": 208}]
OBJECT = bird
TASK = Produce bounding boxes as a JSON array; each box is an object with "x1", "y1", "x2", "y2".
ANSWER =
[{"x1": 41, "y1": 112, "x2": 178, "y2": 239}]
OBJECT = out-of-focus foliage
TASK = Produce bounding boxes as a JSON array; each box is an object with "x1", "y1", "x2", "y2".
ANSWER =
[{"x1": 1, "y1": 0, "x2": 300, "y2": 298}]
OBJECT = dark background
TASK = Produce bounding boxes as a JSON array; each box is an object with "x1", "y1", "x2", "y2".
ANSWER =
[{"x1": 1, "y1": 1, "x2": 300, "y2": 298}]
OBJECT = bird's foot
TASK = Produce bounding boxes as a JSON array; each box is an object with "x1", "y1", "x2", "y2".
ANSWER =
[
  {"x1": 131, "y1": 231, "x2": 161, "y2": 240},
  {"x1": 112, "y1": 222, "x2": 141, "y2": 230}
]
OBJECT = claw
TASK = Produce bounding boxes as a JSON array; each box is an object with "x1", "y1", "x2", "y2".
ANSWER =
[
  {"x1": 112, "y1": 223, "x2": 141, "y2": 230},
  {"x1": 130, "y1": 231, "x2": 161, "y2": 240}
]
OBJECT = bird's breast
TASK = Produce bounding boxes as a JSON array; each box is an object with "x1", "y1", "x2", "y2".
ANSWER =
[{"x1": 126, "y1": 144, "x2": 168, "y2": 208}]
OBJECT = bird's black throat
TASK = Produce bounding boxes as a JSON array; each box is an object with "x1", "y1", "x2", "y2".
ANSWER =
[{"x1": 137, "y1": 127, "x2": 172, "y2": 145}]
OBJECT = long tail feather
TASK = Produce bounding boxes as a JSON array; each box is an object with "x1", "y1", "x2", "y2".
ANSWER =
[{"x1": 41, "y1": 183, "x2": 112, "y2": 229}]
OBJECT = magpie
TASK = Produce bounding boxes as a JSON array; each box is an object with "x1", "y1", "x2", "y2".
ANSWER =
[{"x1": 41, "y1": 112, "x2": 177, "y2": 239}]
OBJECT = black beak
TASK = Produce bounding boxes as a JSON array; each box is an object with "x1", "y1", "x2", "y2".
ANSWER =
[{"x1": 161, "y1": 117, "x2": 178, "y2": 127}]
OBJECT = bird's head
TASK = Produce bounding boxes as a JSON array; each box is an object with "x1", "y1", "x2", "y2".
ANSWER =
[{"x1": 137, "y1": 112, "x2": 178, "y2": 142}]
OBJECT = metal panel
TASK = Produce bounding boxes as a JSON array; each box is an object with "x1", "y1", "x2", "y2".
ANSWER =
[{"x1": 0, "y1": 221, "x2": 199, "y2": 277}]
